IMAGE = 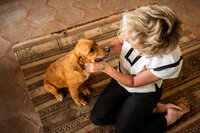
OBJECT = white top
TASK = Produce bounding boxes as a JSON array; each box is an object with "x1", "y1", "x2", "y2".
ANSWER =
[{"x1": 117, "y1": 41, "x2": 183, "y2": 93}]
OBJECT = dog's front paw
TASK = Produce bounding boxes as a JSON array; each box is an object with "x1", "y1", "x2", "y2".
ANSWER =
[
  {"x1": 75, "y1": 98, "x2": 87, "y2": 106},
  {"x1": 55, "y1": 93, "x2": 64, "y2": 101},
  {"x1": 82, "y1": 88, "x2": 91, "y2": 96}
]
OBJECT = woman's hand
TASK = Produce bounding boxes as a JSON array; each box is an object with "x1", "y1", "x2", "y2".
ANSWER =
[{"x1": 85, "y1": 62, "x2": 107, "y2": 73}]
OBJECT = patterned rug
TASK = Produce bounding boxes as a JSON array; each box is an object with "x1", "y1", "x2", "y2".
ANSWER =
[{"x1": 13, "y1": 13, "x2": 200, "y2": 133}]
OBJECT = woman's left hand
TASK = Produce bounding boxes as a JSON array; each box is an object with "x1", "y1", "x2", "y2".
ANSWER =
[{"x1": 85, "y1": 62, "x2": 107, "y2": 73}]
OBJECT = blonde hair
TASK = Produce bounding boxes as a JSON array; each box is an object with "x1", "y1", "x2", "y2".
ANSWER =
[{"x1": 119, "y1": 4, "x2": 182, "y2": 57}]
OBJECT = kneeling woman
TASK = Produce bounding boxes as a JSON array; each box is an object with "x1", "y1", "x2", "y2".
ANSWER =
[{"x1": 85, "y1": 4, "x2": 190, "y2": 133}]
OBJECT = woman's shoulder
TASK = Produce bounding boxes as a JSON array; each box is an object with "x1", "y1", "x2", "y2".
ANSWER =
[
  {"x1": 146, "y1": 46, "x2": 182, "y2": 67},
  {"x1": 146, "y1": 46, "x2": 183, "y2": 79},
  {"x1": 152, "y1": 46, "x2": 181, "y2": 60}
]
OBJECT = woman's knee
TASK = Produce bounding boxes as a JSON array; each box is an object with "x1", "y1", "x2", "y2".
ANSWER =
[
  {"x1": 90, "y1": 111, "x2": 106, "y2": 125},
  {"x1": 90, "y1": 109, "x2": 116, "y2": 125}
]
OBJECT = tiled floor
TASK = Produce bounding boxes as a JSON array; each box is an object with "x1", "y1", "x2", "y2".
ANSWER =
[{"x1": 0, "y1": 0, "x2": 199, "y2": 132}]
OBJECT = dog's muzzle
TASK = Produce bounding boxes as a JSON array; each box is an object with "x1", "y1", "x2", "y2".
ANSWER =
[
  {"x1": 95, "y1": 46, "x2": 110, "y2": 62},
  {"x1": 104, "y1": 46, "x2": 110, "y2": 53}
]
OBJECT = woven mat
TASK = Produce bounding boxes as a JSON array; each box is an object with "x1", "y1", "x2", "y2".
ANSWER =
[{"x1": 13, "y1": 13, "x2": 200, "y2": 133}]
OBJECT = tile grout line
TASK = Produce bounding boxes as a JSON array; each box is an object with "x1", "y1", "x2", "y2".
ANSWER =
[{"x1": 97, "y1": 6, "x2": 110, "y2": 17}]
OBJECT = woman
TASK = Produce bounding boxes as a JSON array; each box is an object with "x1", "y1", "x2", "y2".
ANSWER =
[{"x1": 85, "y1": 4, "x2": 190, "y2": 133}]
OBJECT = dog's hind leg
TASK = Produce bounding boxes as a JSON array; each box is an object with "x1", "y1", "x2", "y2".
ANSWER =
[{"x1": 44, "y1": 80, "x2": 63, "y2": 101}]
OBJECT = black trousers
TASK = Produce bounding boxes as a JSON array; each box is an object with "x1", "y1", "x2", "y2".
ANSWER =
[{"x1": 90, "y1": 79, "x2": 167, "y2": 133}]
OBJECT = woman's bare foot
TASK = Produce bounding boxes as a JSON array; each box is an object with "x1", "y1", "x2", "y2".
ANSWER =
[
  {"x1": 165, "y1": 103, "x2": 190, "y2": 126},
  {"x1": 152, "y1": 102, "x2": 182, "y2": 114}
]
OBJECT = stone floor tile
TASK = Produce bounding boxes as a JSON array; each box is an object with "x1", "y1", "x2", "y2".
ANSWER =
[
  {"x1": 47, "y1": 0, "x2": 73, "y2": 9},
  {"x1": 22, "y1": 94, "x2": 42, "y2": 127},
  {"x1": 73, "y1": 0, "x2": 100, "y2": 10},
  {"x1": 56, "y1": 7, "x2": 85, "y2": 26},
  {"x1": 184, "y1": 0, "x2": 200, "y2": 11},
  {"x1": 176, "y1": 9, "x2": 200, "y2": 26},
  {"x1": 0, "y1": 58, "x2": 18, "y2": 84},
  {"x1": 82, "y1": 8, "x2": 108, "y2": 23},
  {"x1": 0, "y1": 37, "x2": 10, "y2": 56},
  {"x1": 196, "y1": 28, "x2": 200, "y2": 37},
  {"x1": 0, "y1": 6, "x2": 26, "y2": 24},
  {"x1": 0, "y1": 0, "x2": 19, "y2": 10},
  {"x1": 0, "y1": 82, "x2": 26, "y2": 120},
  {"x1": 12, "y1": 67, "x2": 27, "y2": 91},
  {"x1": 5, "y1": 45, "x2": 19, "y2": 64},
  {"x1": 20, "y1": 0, "x2": 46, "y2": 9},
  {"x1": 27, "y1": 7, "x2": 55, "y2": 25},
  {"x1": 101, "y1": 0, "x2": 128, "y2": 15},
  {"x1": 156, "y1": 0, "x2": 185, "y2": 11},
  {"x1": 34, "y1": 21, "x2": 65, "y2": 37},
  {"x1": 1, "y1": 21, "x2": 33, "y2": 43},
  {"x1": 0, "y1": 114, "x2": 40, "y2": 133},
  {"x1": 0, "y1": 23, "x2": 4, "y2": 32},
  {"x1": 129, "y1": 0, "x2": 156, "y2": 9}
]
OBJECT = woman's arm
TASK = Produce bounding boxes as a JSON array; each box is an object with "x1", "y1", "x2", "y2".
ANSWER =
[{"x1": 85, "y1": 62, "x2": 160, "y2": 87}]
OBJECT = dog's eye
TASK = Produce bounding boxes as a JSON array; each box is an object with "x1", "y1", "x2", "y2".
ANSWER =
[{"x1": 89, "y1": 48, "x2": 94, "y2": 53}]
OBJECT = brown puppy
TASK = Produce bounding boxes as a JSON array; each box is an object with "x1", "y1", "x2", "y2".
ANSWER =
[{"x1": 44, "y1": 39, "x2": 110, "y2": 106}]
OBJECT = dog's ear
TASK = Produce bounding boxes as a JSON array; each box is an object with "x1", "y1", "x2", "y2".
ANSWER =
[{"x1": 78, "y1": 56, "x2": 85, "y2": 69}]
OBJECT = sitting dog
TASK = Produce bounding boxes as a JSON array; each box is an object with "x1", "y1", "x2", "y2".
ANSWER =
[{"x1": 44, "y1": 39, "x2": 110, "y2": 106}]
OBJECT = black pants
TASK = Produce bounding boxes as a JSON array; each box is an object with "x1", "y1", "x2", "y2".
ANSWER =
[{"x1": 90, "y1": 79, "x2": 167, "y2": 133}]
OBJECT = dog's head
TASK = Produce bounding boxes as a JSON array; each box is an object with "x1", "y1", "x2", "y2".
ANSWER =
[{"x1": 74, "y1": 39, "x2": 110, "y2": 67}]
